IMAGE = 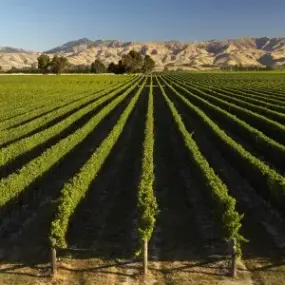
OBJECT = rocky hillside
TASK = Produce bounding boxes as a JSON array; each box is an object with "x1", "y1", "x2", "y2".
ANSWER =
[{"x1": 0, "y1": 37, "x2": 285, "y2": 71}]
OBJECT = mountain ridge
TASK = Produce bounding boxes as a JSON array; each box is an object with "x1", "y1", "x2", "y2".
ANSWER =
[{"x1": 0, "y1": 37, "x2": 284, "y2": 71}]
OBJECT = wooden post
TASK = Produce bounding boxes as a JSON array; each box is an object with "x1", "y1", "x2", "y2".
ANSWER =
[
  {"x1": 50, "y1": 238, "x2": 57, "y2": 276},
  {"x1": 143, "y1": 239, "x2": 148, "y2": 277},
  {"x1": 230, "y1": 238, "x2": 237, "y2": 278}
]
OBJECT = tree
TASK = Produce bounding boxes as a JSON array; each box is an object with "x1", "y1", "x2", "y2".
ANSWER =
[
  {"x1": 50, "y1": 55, "x2": 68, "y2": 75},
  {"x1": 10, "y1": 66, "x2": 18, "y2": 73},
  {"x1": 107, "y1": 62, "x2": 117, "y2": 73},
  {"x1": 37, "y1": 54, "x2": 50, "y2": 74},
  {"x1": 142, "y1": 55, "x2": 155, "y2": 73},
  {"x1": 0, "y1": 65, "x2": 2, "y2": 73},
  {"x1": 31, "y1": 62, "x2": 38, "y2": 70},
  {"x1": 107, "y1": 51, "x2": 153, "y2": 74},
  {"x1": 91, "y1": 59, "x2": 107, "y2": 73},
  {"x1": 74, "y1": 64, "x2": 90, "y2": 73},
  {"x1": 116, "y1": 60, "x2": 126, "y2": 74},
  {"x1": 107, "y1": 61, "x2": 126, "y2": 74},
  {"x1": 122, "y1": 49, "x2": 143, "y2": 73},
  {"x1": 163, "y1": 65, "x2": 169, "y2": 72}
]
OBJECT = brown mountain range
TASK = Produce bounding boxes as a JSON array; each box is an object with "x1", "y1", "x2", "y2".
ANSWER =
[{"x1": 0, "y1": 37, "x2": 284, "y2": 71}]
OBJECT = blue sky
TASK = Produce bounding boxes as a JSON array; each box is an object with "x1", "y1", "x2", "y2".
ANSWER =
[{"x1": 0, "y1": 0, "x2": 284, "y2": 51}]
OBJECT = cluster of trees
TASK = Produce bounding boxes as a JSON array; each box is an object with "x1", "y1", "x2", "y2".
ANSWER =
[
  {"x1": 91, "y1": 59, "x2": 107, "y2": 73},
  {"x1": 37, "y1": 54, "x2": 110, "y2": 74},
  {"x1": 5, "y1": 66, "x2": 39, "y2": 74},
  {"x1": 107, "y1": 50, "x2": 155, "y2": 74},
  {"x1": 37, "y1": 54, "x2": 68, "y2": 74},
  {"x1": 162, "y1": 66, "x2": 186, "y2": 72},
  {"x1": 35, "y1": 49, "x2": 155, "y2": 75}
]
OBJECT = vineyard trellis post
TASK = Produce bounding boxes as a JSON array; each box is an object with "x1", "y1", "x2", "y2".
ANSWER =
[
  {"x1": 50, "y1": 238, "x2": 57, "y2": 276},
  {"x1": 143, "y1": 239, "x2": 148, "y2": 276},
  {"x1": 230, "y1": 238, "x2": 237, "y2": 278}
]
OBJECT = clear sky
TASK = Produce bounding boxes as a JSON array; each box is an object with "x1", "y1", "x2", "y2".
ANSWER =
[{"x1": 0, "y1": 0, "x2": 284, "y2": 51}]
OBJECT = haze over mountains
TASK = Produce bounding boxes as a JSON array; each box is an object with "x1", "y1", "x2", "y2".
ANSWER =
[{"x1": 0, "y1": 37, "x2": 285, "y2": 71}]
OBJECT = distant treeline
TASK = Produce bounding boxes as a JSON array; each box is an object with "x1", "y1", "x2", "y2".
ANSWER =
[
  {"x1": 0, "y1": 50, "x2": 156, "y2": 75},
  {"x1": 220, "y1": 65, "x2": 285, "y2": 71}
]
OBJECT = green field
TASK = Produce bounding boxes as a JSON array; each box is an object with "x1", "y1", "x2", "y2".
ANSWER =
[{"x1": 0, "y1": 73, "x2": 285, "y2": 284}]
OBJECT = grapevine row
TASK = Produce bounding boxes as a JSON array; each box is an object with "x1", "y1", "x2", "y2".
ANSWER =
[
  {"x1": 157, "y1": 77, "x2": 245, "y2": 255},
  {"x1": 236, "y1": 86, "x2": 285, "y2": 99},
  {"x1": 0, "y1": 88, "x2": 93, "y2": 123},
  {"x1": 174, "y1": 73, "x2": 285, "y2": 108},
  {"x1": 160, "y1": 76, "x2": 285, "y2": 172},
  {"x1": 136, "y1": 76, "x2": 158, "y2": 270},
  {"x1": 0, "y1": 76, "x2": 136, "y2": 131},
  {"x1": 0, "y1": 78, "x2": 142, "y2": 169},
  {"x1": 223, "y1": 86, "x2": 285, "y2": 107},
  {"x1": 0, "y1": 76, "x2": 134, "y2": 123},
  {"x1": 50, "y1": 79, "x2": 146, "y2": 248},
  {"x1": 0, "y1": 85, "x2": 114, "y2": 131},
  {"x1": 166, "y1": 75, "x2": 285, "y2": 146},
  {"x1": 162, "y1": 77, "x2": 285, "y2": 211},
  {"x1": 0, "y1": 77, "x2": 143, "y2": 208},
  {"x1": 0, "y1": 76, "x2": 140, "y2": 145},
  {"x1": 169, "y1": 73, "x2": 285, "y2": 123}
]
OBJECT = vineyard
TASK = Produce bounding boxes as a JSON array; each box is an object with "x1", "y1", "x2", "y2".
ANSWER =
[{"x1": 0, "y1": 73, "x2": 285, "y2": 284}]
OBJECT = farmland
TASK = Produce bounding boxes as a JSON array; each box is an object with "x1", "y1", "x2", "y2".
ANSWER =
[{"x1": 0, "y1": 73, "x2": 285, "y2": 284}]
